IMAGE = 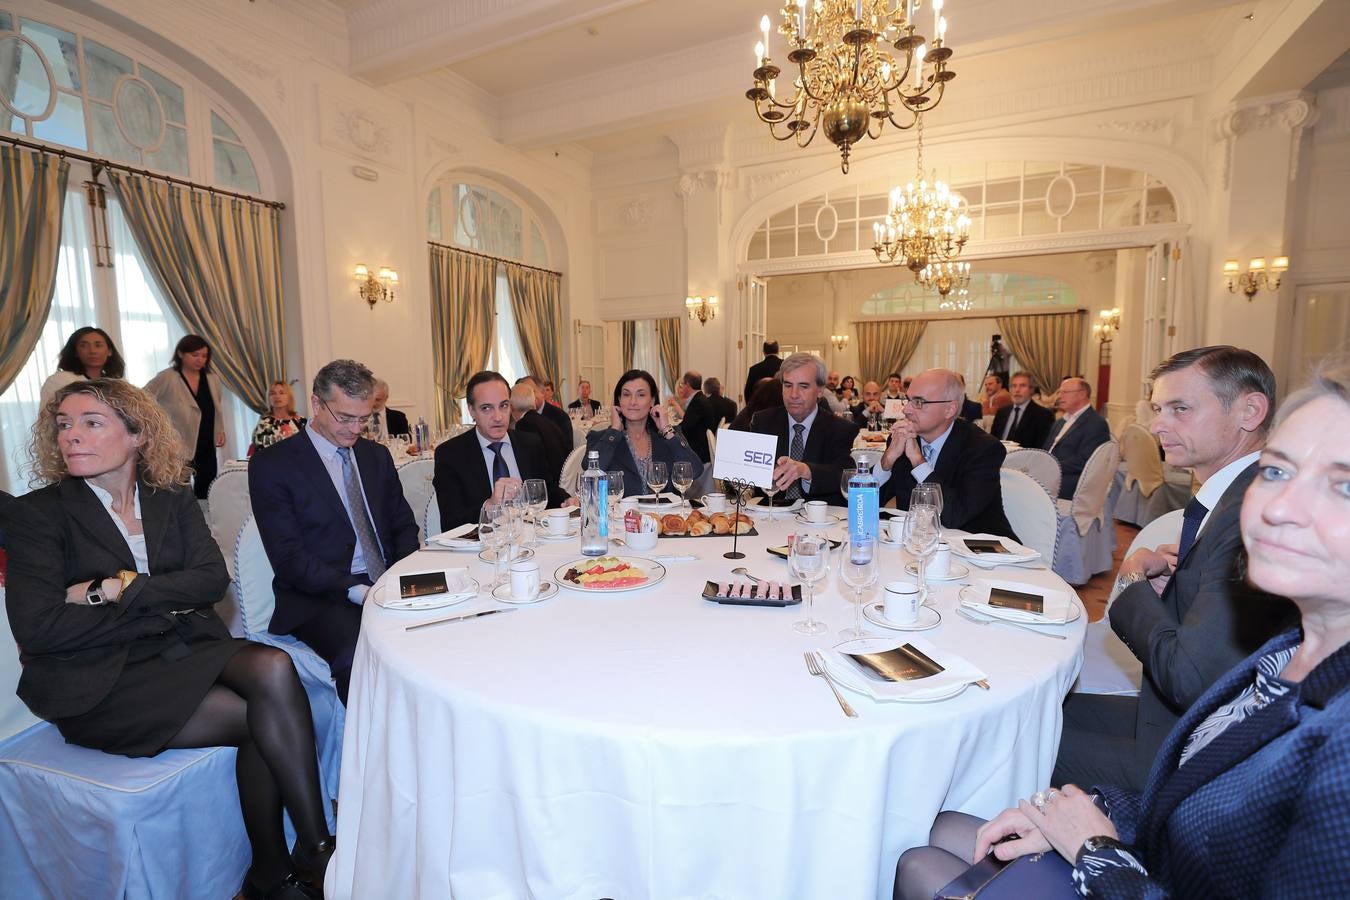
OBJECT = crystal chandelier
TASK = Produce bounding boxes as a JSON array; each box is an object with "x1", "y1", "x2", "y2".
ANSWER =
[
  {"x1": 747, "y1": 0, "x2": 957, "y2": 173},
  {"x1": 938, "y1": 287, "x2": 972, "y2": 311},
  {"x1": 917, "y1": 260, "x2": 970, "y2": 297},
  {"x1": 871, "y1": 116, "x2": 970, "y2": 273}
]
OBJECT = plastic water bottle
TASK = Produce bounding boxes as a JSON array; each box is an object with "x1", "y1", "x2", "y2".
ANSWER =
[
  {"x1": 847, "y1": 459, "x2": 879, "y2": 563},
  {"x1": 579, "y1": 450, "x2": 609, "y2": 556}
]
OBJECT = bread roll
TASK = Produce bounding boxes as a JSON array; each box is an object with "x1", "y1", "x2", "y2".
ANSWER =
[
  {"x1": 710, "y1": 513, "x2": 732, "y2": 535},
  {"x1": 661, "y1": 513, "x2": 688, "y2": 535}
]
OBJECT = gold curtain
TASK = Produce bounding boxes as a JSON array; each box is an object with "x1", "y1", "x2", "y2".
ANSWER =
[
  {"x1": 621, "y1": 321, "x2": 636, "y2": 372},
  {"x1": 429, "y1": 243, "x2": 497, "y2": 426},
  {"x1": 105, "y1": 171, "x2": 285, "y2": 414},
  {"x1": 504, "y1": 262, "x2": 562, "y2": 388},
  {"x1": 656, "y1": 317, "x2": 681, "y2": 395},
  {"x1": 0, "y1": 147, "x2": 70, "y2": 394},
  {"x1": 856, "y1": 319, "x2": 927, "y2": 385},
  {"x1": 995, "y1": 311, "x2": 1085, "y2": 396}
]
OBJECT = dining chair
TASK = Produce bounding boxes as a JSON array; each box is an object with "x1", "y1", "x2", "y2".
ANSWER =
[
  {"x1": 1002, "y1": 448, "x2": 1062, "y2": 499},
  {"x1": 205, "y1": 469, "x2": 251, "y2": 578},
  {"x1": 558, "y1": 445, "x2": 587, "y2": 496},
  {"x1": 396, "y1": 457, "x2": 436, "y2": 541},
  {"x1": 424, "y1": 492, "x2": 441, "y2": 538},
  {"x1": 998, "y1": 468, "x2": 1058, "y2": 562},
  {"x1": 1050, "y1": 439, "x2": 1121, "y2": 585}
]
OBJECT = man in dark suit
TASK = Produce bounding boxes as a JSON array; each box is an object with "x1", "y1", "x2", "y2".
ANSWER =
[
  {"x1": 990, "y1": 370, "x2": 1054, "y2": 448},
  {"x1": 1053, "y1": 346, "x2": 1295, "y2": 792},
  {"x1": 703, "y1": 377, "x2": 736, "y2": 428},
  {"x1": 567, "y1": 380, "x2": 601, "y2": 417},
  {"x1": 1043, "y1": 375, "x2": 1112, "y2": 498},
  {"x1": 852, "y1": 380, "x2": 884, "y2": 428},
  {"x1": 435, "y1": 371, "x2": 565, "y2": 532},
  {"x1": 510, "y1": 381, "x2": 567, "y2": 486},
  {"x1": 743, "y1": 352, "x2": 858, "y2": 507},
  {"x1": 878, "y1": 368, "x2": 1016, "y2": 538},
  {"x1": 743, "y1": 341, "x2": 782, "y2": 403},
  {"x1": 363, "y1": 378, "x2": 410, "y2": 440},
  {"x1": 518, "y1": 375, "x2": 574, "y2": 453},
  {"x1": 675, "y1": 371, "x2": 715, "y2": 463},
  {"x1": 249, "y1": 359, "x2": 419, "y2": 704}
]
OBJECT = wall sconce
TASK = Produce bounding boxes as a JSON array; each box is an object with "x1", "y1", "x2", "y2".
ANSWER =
[
  {"x1": 354, "y1": 264, "x2": 398, "y2": 308},
  {"x1": 1092, "y1": 307, "x2": 1121, "y2": 344},
  {"x1": 830, "y1": 334, "x2": 850, "y2": 351},
  {"x1": 685, "y1": 295, "x2": 718, "y2": 325},
  {"x1": 1223, "y1": 256, "x2": 1287, "y2": 301}
]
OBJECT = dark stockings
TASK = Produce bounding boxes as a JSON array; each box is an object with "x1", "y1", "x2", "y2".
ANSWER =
[{"x1": 167, "y1": 644, "x2": 329, "y2": 887}]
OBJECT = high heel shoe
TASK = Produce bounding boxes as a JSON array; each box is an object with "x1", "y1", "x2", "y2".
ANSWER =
[
  {"x1": 291, "y1": 837, "x2": 336, "y2": 889},
  {"x1": 241, "y1": 869, "x2": 322, "y2": 900}
]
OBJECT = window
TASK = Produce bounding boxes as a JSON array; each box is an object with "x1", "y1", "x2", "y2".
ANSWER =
[
  {"x1": 907, "y1": 317, "x2": 1023, "y2": 395},
  {"x1": 630, "y1": 320, "x2": 673, "y2": 398},
  {"x1": 862, "y1": 271, "x2": 1079, "y2": 316}
]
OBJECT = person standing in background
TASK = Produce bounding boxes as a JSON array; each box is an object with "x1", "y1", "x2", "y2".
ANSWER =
[
  {"x1": 744, "y1": 341, "x2": 782, "y2": 404},
  {"x1": 143, "y1": 335, "x2": 225, "y2": 500},
  {"x1": 39, "y1": 327, "x2": 127, "y2": 407}
]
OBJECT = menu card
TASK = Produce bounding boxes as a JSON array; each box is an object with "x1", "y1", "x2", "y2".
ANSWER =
[
  {"x1": 846, "y1": 643, "x2": 946, "y2": 682},
  {"x1": 987, "y1": 587, "x2": 1045, "y2": 614}
]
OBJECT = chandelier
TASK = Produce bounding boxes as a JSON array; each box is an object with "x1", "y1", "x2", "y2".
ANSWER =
[
  {"x1": 746, "y1": 0, "x2": 957, "y2": 173},
  {"x1": 871, "y1": 116, "x2": 970, "y2": 272},
  {"x1": 938, "y1": 287, "x2": 972, "y2": 311},
  {"x1": 917, "y1": 260, "x2": 970, "y2": 297}
]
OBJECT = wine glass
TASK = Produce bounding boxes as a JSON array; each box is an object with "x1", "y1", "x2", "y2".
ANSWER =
[
  {"x1": 910, "y1": 483, "x2": 944, "y2": 521},
  {"x1": 840, "y1": 468, "x2": 857, "y2": 501},
  {"x1": 790, "y1": 533, "x2": 830, "y2": 635},
  {"x1": 838, "y1": 539, "x2": 878, "y2": 639},
  {"x1": 903, "y1": 505, "x2": 941, "y2": 605},
  {"x1": 523, "y1": 478, "x2": 548, "y2": 545},
  {"x1": 605, "y1": 471, "x2": 625, "y2": 521},
  {"x1": 671, "y1": 461, "x2": 695, "y2": 512},
  {"x1": 762, "y1": 479, "x2": 779, "y2": 517},
  {"x1": 647, "y1": 460, "x2": 668, "y2": 502},
  {"x1": 479, "y1": 500, "x2": 507, "y2": 588}
]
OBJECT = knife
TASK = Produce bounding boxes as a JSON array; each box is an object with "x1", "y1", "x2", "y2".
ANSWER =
[{"x1": 405, "y1": 608, "x2": 517, "y2": 632}]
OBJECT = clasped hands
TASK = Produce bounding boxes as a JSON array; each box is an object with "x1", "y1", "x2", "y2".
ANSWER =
[
  {"x1": 1120, "y1": 542, "x2": 1180, "y2": 595},
  {"x1": 973, "y1": 783, "x2": 1118, "y2": 865},
  {"x1": 880, "y1": 417, "x2": 924, "y2": 471},
  {"x1": 771, "y1": 456, "x2": 811, "y2": 493}
]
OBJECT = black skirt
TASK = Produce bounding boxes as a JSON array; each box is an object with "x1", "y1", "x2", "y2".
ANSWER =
[{"x1": 52, "y1": 615, "x2": 248, "y2": 758}]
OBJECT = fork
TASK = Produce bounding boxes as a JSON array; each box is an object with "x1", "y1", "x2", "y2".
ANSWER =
[
  {"x1": 956, "y1": 604, "x2": 1067, "y2": 640},
  {"x1": 804, "y1": 652, "x2": 858, "y2": 718}
]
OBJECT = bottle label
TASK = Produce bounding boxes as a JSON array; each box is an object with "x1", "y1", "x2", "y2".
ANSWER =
[
  {"x1": 848, "y1": 482, "x2": 879, "y2": 555},
  {"x1": 598, "y1": 479, "x2": 608, "y2": 538}
]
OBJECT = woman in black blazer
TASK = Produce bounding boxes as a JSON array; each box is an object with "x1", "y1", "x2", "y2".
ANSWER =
[
  {"x1": 5, "y1": 379, "x2": 333, "y2": 900},
  {"x1": 586, "y1": 369, "x2": 703, "y2": 497}
]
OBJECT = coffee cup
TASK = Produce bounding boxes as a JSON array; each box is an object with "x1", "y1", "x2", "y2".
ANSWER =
[
  {"x1": 509, "y1": 559, "x2": 540, "y2": 601},
  {"x1": 545, "y1": 509, "x2": 572, "y2": 536},
  {"x1": 926, "y1": 541, "x2": 952, "y2": 577},
  {"x1": 885, "y1": 513, "x2": 908, "y2": 543},
  {"x1": 702, "y1": 492, "x2": 726, "y2": 513},
  {"x1": 882, "y1": 580, "x2": 922, "y2": 625},
  {"x1": 804, "y1": 500, "x2": 828, "y2": 523}
]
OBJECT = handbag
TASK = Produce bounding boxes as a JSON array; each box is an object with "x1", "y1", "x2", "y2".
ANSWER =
[{"x1": 935, "y1": 850, "x2": 1078, "y2": 899}]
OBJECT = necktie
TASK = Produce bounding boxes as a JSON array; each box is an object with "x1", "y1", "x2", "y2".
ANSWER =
[
  {"x1": 1004, "y1": 405, "x2": 1021, "y2": 440},
  {"x1": 336, "y1": 447, "x2": 385, "y2": 581},
  {"x1": 1176, "y1": 497, "x2": 1209, "y2": 564},
  {"x1": 488, "y1": 441, "x2": 510, "y2": 482},
  {"x1": 784, "y1": 422, "x2": 806, "y2": 501}
]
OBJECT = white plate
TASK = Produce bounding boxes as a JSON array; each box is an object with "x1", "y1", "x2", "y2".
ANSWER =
[
  {"x1": 951, "y1": 534, "x2": 1039, "y2": 562},
  {"x1": 794, "y1": 512, "x2": 844, "y2": 526},
  {"x1": 373, "y1": 578, "x2": 478, "y2": 611},
  {"x1": 862, "y1": 601, "x2": 941, "y2": 632},
  {"x1": 821, "y1": 638, "x2": 977, "y2": 703},
  {"x1": 535, "y1": 524, "x2": 581, "y2": 541},
  {"x1": 427, "y1": 523, "x2": 484, "y2": 551},
  {"x1": 636, "y1": 493, "x2": 683, "y2": 511},
  {"x1": 744, "y1": 498, "x2": 803, "y2": 517},
  {"x1": 553, "y1": 556, "x2": 668, "y2": 593},
  {"x1": 903, "y1": 561, "x2": 971, "y2": 582},
  {"x1": 491, "y1": 581, "x2": 560, "y2": 604},
  {"x1": 477, "y1": 547, "x2": 536, "y2": 564},
  {"x1": 958, "y1": 585, "x2": 1083, "y2": 626}
]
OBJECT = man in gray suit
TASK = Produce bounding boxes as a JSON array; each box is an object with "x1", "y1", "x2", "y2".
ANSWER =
[
  {"x1": 1053, "y1": 346, "x2": 1295, "y2": 792},
  {"x1": 1043, "y1": 375, "x2": 1112, "y2": 499}
]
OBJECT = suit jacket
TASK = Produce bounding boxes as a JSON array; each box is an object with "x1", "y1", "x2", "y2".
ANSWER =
[
  {"x1": 881, "y1": 418, "x2": 1017, "y2": 538},
  {"x1": 959, "y1": 397, "x2": 982, "y2": 423},
  {"x1": 1081, "y1": 629, "x2": 1350, "y2": 898},
  {"x1": 4, "y1": 479, "x2": 229, "y2": 721},
  {"x1": 679, "y1": 392, "x2": 716, "y2": 463},
  {"x1": 707, "y1": 394, "x2": 736, "y2": 429},
  {"x1": 539, "y1": 402, "x2": 575, "y2": 452},
  {"x1": 743, "y1": 407, "x2": 859, "y2": 507},
  {"x1": 567, "y1": 398, "x2": 601, "y2": 415},
  {"x1": 433, "y1": 427, "x2": 563, "y2": 531},
  {"x1": 249, "y1": 431, "x2": 418, "y2": 635},
  {"x1": 1045, "y1": 405, "x2": 1112, "y2": 499},
  {"x1": 585, "y1": 423, "x2": 703, "y2": 498},
  {"x1": 1109, "y1": 463, "x2": 1296, "y2": 782},
  {"x1": 990, "y1": 400, "x2": 1054, "y2": 449},
  {"x1": 384, "y1": 407, "x2": 410, "y2": 437},
  {"x1": 744, "y1": 355, "x2": 782, "y2": 402},
  {"x1": 515, "y1": 409, "x2": 568, "y2": 482},
  {"x1": 143, "y1": 366, "x2": 225, "y2": 458}
]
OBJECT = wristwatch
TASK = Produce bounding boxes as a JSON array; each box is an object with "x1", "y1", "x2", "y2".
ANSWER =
[
  {"x1": 85, "y1": 576, "x2": 111, "y2": 606},
  {"x1": 1113, "y1": 570, "x2": 1147, "y2": 596},
  {"x1": 1081, "y1": 835, "x2": 1126, "y2": 855},
  {"x1": 116, "y1": 569, "x2": 138, "y2": 592}
]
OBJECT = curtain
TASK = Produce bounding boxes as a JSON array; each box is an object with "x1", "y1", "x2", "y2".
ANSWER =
[
  {"x1": 621, "y1": 321, "x2": 636, "y2": 372},
  {"x1": 503, "y1": 262, "x2": 562, "y2": 388},
  {"x1": 656, "y1": 317, "x2": 680, "y2": 395},
  {"x1": 856, "y1": 319, "x2": 927, "y2": 385},
  {"x1": 996, "y1": 311, "x2": 1085, "y2": 395},
  {"x1": 429, "y1": 243, "x2": 497, "y2": 426},
  {"x1": 0, "y1": 146, "x2": 70, "y2": 394},
  {"x1": 105, "y1": 171, "x2": 285, "y2": 415}
]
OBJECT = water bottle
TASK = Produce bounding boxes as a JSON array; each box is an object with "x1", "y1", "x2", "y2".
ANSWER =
[
  {"x1": 847, "y1": 459, "x2": 879, "y2": 563},
  {"x1": 579, "y1": 450, "x2": 609, "y2": 556},
  {"x1": 414, "y1": 416, "x2": 429, "y2": 452}
]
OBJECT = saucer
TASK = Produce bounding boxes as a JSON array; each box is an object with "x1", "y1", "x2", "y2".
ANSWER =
[
  {"x1": 794, "y1": 512, "x2": 844, "y2": 526},
  {"x1": 491, "y1": 581, "x2": 559, "y2": 604},
  {"x1": 862, "y1": 601, "x2": 941, "y2": 632},
  {"x1": 903, "y1": 561, "x2": 971, "y2": 582},
  {"x1": 477, "y1": 547, "x2": 536, "y2": 564},
  {"x1": 535, "y1": 524, "x2": 581, "y2": 541}
]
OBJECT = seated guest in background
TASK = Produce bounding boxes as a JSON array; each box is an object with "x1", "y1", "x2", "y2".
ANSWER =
[
  {"x1": 250, "y1": 380, "x2": 307, "y2": 456},
  {"x1": 744, "y1": 340, "x2": 782, "y2": 404},
  {"x1": 954, "y1": 373, "x2": 983, "y2": 422},
  {"x1": 879, "y1": 368, "x2": 1016, "y2": 538},
  {"x1": 567, "y1": 379, "x2": 601, "y2": 417},
  {"x1": 144, "y1": 335, "x2": 225, "y2": 500},
  {"x1": 6, "y1": 379, "x2": 334, "y2": 899},
  {"x1": 40, "y1": 326, "x2": 126, "y2": 406},
  {"x1": 1055, "y1": 346, "x2": 1294, "y2": 792},
  {"x1": 894, "y1": 361, "x2": 1350, "y2": 900},
  {"x1": 838, "y1": 375, "x2": 857, "y2": 398},
  {"x1": 362, "y1": 378, "x2": 409, "y2": 441},
  {"x1": 517, "y1": 375, "x2": 574, "y2": 452},
  {"x1": 980, "y1": 372, "x2": 1012, "y2": 416},
  {"x1": 840, "y1": 385, "x2": 860, "y2": 416},
  {"x1": 826, "y1": 371, "x2": 841, "y2": 394},
  {"x1": 745, "y1": 353, "x2": 858, "y2": 507},
  {"x1": 728, "y1": 377, "x2": 781, "y2": 432},
  {"x1": 509, "y1": 381, "x2": 567, "y2": 484},
  {"x1": 703, "y1": 376, "x2": 736, "y2": 428},
  {"x1": 1044, "y1": 375, "x2": 1112, "y2": 499},
  {"x1": 436, "y1": 371, "x2": 564, "y2": 530},
  {"x1": 882, "y1": 373, "x2": 904, "y2": 401},
  {"x1": 542, "y1": 379, "x2": 558, "y2": 407},
  {"x1": 588, "y1": 369, "x2": 702, "y2": 497},
  {"x1": 249, "y1": 360, "x2": 418, "y2": 705},
  {"x1": 991, "y1": 370, "x2": 1053, "y2": 448},
  {"x1": 853, "y1": 380, "x2": 885, "y2": 428},
  {"x1": 675, "y1": 371, "x2": 715, "y2": 463}
]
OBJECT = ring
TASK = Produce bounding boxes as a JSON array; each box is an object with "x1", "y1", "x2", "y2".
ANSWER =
[
  {"x1": 1030, "y1": 791, "x2": 1048, "y2": 811},
  {"x1": 1046, "y1": 789, "x2": 1062, "y2": 802}
]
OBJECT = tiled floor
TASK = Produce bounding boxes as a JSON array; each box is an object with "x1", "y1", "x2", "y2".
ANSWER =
[{"x1": 1079, "y1": 520, "x2": 1141, "y2": 623}]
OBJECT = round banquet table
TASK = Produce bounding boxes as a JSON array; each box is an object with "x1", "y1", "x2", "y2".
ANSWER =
[{"x1": 327, "y1": 509, "x2": 1085, "y2": 900}]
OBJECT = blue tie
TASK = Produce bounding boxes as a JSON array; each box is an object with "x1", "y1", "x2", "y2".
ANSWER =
[
  {"x1": 336, "y1": 446, "x2": 384, "y2": 581},
  {"x1": 488, "y1": 441, "x2": 509, "y2": 482},
  {"x1": 1176, "y1": 497, "x2": 1209, "y2": 564}
]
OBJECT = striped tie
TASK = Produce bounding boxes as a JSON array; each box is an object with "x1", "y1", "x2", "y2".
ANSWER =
[
  {"x1": 337, "y1": 447, "x2": 385, "y2": 581},
  {"x1": 784, "y1": 423, "x2": 806, "y2": 501}
]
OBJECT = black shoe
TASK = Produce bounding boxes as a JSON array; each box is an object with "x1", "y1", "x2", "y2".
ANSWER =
[
  {"x1": 241, "y1": 870, "x2": 322, "y2": 900},
  {"x1": 291, "y1": 836, "x2": 336, "y2": 889}
]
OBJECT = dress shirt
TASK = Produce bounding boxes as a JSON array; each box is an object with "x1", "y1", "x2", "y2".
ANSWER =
[
  {"x1": 306, "y1": 425, "x2": 385, "y2": 601},
  {"x1": 908, "y1": 420, "x2": 955, "y2": 484},
  {"x1": 86, "y1": 481, "x2": 148, "y2": 574},
  {"x1": 1048, "y1": 405, "x2": 1089, "y2": 449},
  {"x1": 477, "y1": 429, "x2": 522, "y2": 482},
  {"x1": 1193, "y1": 451, "x2": 1261, "y2": 535},
  {"x1": 787, "y1": 405, "x2": 819, "y2": 492},
  {"x1": 1002, "y1": 401, "x2": 1030, "y2": 440}
]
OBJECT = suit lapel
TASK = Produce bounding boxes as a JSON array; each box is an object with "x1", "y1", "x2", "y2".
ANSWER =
[
  {"x1": 60, "y1": 478, "x2": 136, "y2": 570},
  {"x1": 139, "y1": 483, "x2": 171, "y2": 568},
  {"x1": 931, "y1": 420, "x2": 966, "y2": 481},
  {"x1": 295, "y1": 432, "x2": 354, "y2": 532},
  {"x1": 466, "y1": 431, "x2": 493, "y2": 498},
  {"x1": 801, "y1": 412, "x2": 828, "y2": 462},
  {"x1": 354, "y1": 440, "x2": 383, "y2": 539}
]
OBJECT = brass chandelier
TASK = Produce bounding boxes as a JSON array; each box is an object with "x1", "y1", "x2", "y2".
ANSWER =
[
  {"x1": 871, "y1": 115, "x2": 970, "y2": 273},
  {"x1": 746, "y1": 0, "x2": 957, "y2": 173},
  {"x1": 918, "y1": 260, "x2": 971, "y2": 297}
]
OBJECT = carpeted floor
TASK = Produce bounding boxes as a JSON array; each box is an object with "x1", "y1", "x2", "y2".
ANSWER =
[{"x1": 1079, "y1": 520, "x2": 1141, "y2": 622}]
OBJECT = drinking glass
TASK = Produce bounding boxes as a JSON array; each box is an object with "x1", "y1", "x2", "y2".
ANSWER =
[
  {"x1": 838, "y1": 539, "x2": 878, "y2": 639},
  {"x1": 647, "y1": 460, "x2": 668, "y2": 501},
  {"x1": 606, "y1": 470, "x2": 625, "y2": 520},
  {"x1": 790, "y1": 533, "x2": 830, "y2": 635},
  {"x1": 840, "y1": 468, "x2": 857, "y2": 500},
  {"x1": 903, "y1": 505, "x2": 941, "y2": 604},
  {"x1": 762, "y1": 480, "x2": 780, "y2": 516},
  {"x1": 671, "y1": 461, "x2": 695, "y2": 511},
  {"x1": 910, "y1": 483, "x2": 944, "y2": 520},
  {"x1": 480, "y1": 501, "x2": 507, "y2": 588},
  {"x1": 523, "y1": 478, "x2": 548, "y2": 545}
]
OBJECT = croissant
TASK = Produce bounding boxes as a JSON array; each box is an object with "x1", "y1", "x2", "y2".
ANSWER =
[
  {"x1": 686, "y1": 509, "x2": 708, "y2": 526},
  {"x1": 733, "y1": 514, "x2": 754, "y2": 535},
  {"x1": 709, "y1": 513, "x2": 732, "y2": 535},
  {"x1": 688, "y1": 519, "x2": 713, "y2": 537},
  {"x1": 661, "y1": 514, "x2": 688, "y2": 535}
]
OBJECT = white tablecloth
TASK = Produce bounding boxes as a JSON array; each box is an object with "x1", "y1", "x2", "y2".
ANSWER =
[{"x1": 328, "y1": 514, "x2": 1085, "y2": 900}]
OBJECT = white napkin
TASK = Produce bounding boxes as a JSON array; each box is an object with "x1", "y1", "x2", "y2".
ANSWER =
[
  {"x1": 951, "y1": 534, "x2": 1039, "y2": 567},
  {"x1": 428, "y1": 523, "x2": 481, "y2": 548},
  {"x1": 818, "y1": 638, "x2": 987, "y2": 702},
  {"x1": 375, "y1": 568, "x2": 475, "y2": 610},
  {"x1": 959, "y1": 578, "x2": 1076, "y2": 624}
]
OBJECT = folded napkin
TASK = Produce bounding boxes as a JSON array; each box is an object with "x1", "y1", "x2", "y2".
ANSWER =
[
  {"x1": 428, "y1": 523, "x2": 481, "y2": 548},
  {"x1": 375, "y1": 569, "x2": 475, "y2": 610},
  {"x1": 959, "y1": 578, "x2": 1076, "y2": 625},
  {"x1": 951, "y1": 533, "x2": 1039, "y2": 566},
  {"x1": 818, "y1": 638, "x2": 987, "y2": 702}
]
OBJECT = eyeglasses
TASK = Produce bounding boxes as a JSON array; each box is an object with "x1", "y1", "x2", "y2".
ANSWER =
[
  {"x1": 901, "y1": 395, "x2": 958, "y2": 411},
  {"x1": 318, "y1": 396, "x2": 368, "y2": 427}
]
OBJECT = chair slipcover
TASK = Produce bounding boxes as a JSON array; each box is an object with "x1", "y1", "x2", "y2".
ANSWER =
[
  {"x1": 206, "y1": 469, "x2": 251, "y2": 577},
  {"x1": 424, "y1": 492, "x2": 441, "y2": 538},
  {"x1": 396, "y1": 457, "x2": 436, "y2": 542},
  {"x1": 998, "y1": 469, "x2": 1058, "y2": 562},
  {"x1": 1120, "y1": 423, "x2": 1163, "y2": 497},
  {"x1": 559, "y1": 445, "x2": 586, "y2": 496},
  {"x1": 1002, "y1": 448, "x2": 1062, "y2": 499},
  {"x1": 1051, "y1": 440, "x2": 1120, "y2": 585}
]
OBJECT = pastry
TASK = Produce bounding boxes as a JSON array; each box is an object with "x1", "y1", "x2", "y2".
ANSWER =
[
  {"x1": 661, "y1": 513, "x2": 688, "y2": 535},
  {"x1": 688, "y1": 518, "x2": 713, "y2": 537},
  {"x1": 709, "y1": 513, "x2": 732, "y2": 535},
  {"x1": 733, "y1": 514, "x2": 754, "y2": 534}
]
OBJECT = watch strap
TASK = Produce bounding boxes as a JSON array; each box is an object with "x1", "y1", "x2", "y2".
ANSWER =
[{"x1": 85, "y1": 576, "x2": 110, "y2": 606}]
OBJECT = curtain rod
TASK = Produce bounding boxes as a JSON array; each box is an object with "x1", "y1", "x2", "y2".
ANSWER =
[
  {"x1": 852, "y1": 307, "x2": 1085, "y2": 325},
  {"x1": 427, "y1": 239, "x2": 562, "y2": 277},
  {"x1": 1, "y1": 134, "x2": 285, "y2": 210}
]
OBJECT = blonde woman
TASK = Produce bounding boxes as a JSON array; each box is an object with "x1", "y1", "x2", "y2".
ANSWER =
[{"x1": 250, "y1": 381, "x2": 307, "y2": 456}]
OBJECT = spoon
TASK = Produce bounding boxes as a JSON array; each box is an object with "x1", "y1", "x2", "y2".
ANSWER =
[{"x1": 730, "y1": 566, "x2": 771, "y2": 583}]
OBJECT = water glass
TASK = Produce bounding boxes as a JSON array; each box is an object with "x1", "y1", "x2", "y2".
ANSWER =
[
  {"x1": 523, "y1": 478, "x2": 548, "y2": 545},
  {"x1": 840, "y1": 468, "x2": 857, "y2": 500},
  {"x1": 480, "y1": 501, "x2": 506, "y2": 588},
  {"x1": 790, "y1": 533, "x2": 830, "y2": 635},
  {"x1": 647, "y1": 460, "x2": 668, "y2": 500},
  {"x1": 607, "y1": 470, "x2": 625, "y2": 518},
  {"x1": 672, "y1": 461, "x2": 695, "y2": 511},
  {"x1": 910, "y1": 483, "x2": 944, "y2": 519},
  {"x1": 838, "y1": 539, "x2": 878, "y2": 639},
  {"x1": 903, "y1": 505, "x2": 941, "y2": 604}
]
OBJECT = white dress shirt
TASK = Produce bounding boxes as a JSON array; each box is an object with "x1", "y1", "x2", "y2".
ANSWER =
[
  {"x1": 1001, "y1": 401, "x2": 1031, "y2": 440},
  {"x1": 306, "y1": 425, "x2": 385, "y2": 602},
  {"x1": 1193, "y1": 451, "x2": 1261, "y2": 535},
  {"x1": 1048, "y1": 406, "x2": 1088, "y2": 450},
  {"x1": 477, "y1": 429, "x2": 522, "y2": 482},
  {"x1": 86, "y1": 481, "x2": 148, "y2": 574}
]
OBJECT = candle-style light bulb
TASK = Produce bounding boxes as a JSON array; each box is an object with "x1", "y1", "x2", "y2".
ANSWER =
[
  {"x1": 755, "y1": 40, "x2": 765, "y2": 65},
  {"x1": 797, "y1": 0, "x2": 807, "y2": 35},
  {"x1": 913, "y1": 42, "x2": 926, "y2": 87},
  {"x1": 760, "y1": 14, "x2": 771, "y2": 60},
  {"x1": 938, "y1": 15, "x2": 946, "y2": 42},
  {"x1": 933, "y1": 0, "x2": 943, "y2": 36}
]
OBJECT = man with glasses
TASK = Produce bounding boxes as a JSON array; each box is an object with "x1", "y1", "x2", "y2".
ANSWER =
[
  {"x1": 1043, "y1": 375, "x2": 1112, "y2": 499},
  {"x1": 249, "y1": 359, "x2": 418, "y2": 704},
  {"x1": 878, "y1": 368, "x2": 1017, "y2": 538}
]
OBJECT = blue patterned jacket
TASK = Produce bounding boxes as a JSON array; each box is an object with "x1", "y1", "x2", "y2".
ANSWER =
[{"x1": 1080, "y1": 628, "x2": 1350, "y2": 897}]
